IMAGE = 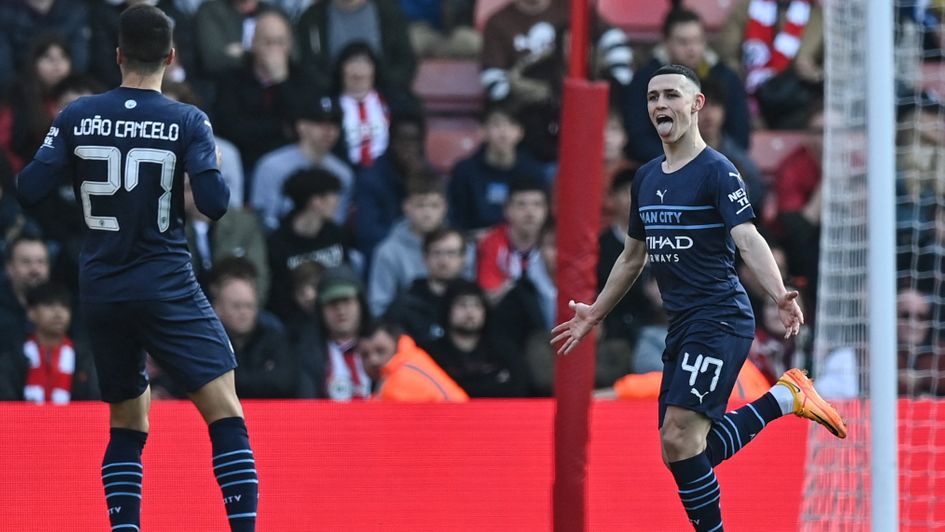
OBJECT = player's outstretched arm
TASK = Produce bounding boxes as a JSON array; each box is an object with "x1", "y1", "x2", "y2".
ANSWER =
[
  {"x1": 731, "y1": 221, "x2": 804, "y2": 338},
  {"x1": 551, "y1": 236, "x2": 647, "y2": 355}
]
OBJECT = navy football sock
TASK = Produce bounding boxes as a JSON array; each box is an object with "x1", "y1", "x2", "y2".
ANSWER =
[
  {"x1": 669, "y1": 452, "x2": 723, "y2": 532},
  {"x1": 705, "y1": 392, "x2": 783, "y2": 467},
  {"x1": 209, "y1": 417, "x2": 258, "y2": 532},
  {"x1": 102, "y1": 428, "x2": 147, "y2": 531}
]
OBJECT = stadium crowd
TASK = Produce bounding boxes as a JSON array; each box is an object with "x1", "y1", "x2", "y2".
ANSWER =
[{"x1": 0, "y1": 0, "x2": 942, "y2": 403}]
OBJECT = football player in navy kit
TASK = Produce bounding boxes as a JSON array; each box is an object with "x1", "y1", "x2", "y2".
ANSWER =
[
  {"x1": 16, "y1": 5, "x2": 257, "y2": 531},
  {"x1": 552, "y1": 64, "x2": 846, "y2": 531}
]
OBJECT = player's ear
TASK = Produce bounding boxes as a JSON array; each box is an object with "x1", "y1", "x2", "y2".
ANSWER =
[
  {"x1": 692, "y1": 92, "x2": 705, "y2": 113},
  {"x1": 115, "y1": 47, "x2": 122, "y2": 67},
  {"x1": 166, "y1": 48, "x2": 176, "y2": 67}
]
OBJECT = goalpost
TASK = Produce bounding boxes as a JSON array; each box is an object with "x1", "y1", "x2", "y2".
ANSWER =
[{"x1": 805, "y1": 1, "x2": 945, "y2": 530}]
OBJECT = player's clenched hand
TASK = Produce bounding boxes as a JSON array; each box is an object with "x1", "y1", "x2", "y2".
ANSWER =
[
  {"x1": 551, "y1": 300, "x2": 598, "y2": 355},
  {"x1": 777, "y1": 290, "x2": 804, "y2": 339}
]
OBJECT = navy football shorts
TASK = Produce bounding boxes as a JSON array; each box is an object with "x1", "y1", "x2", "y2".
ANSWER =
[
  {"x1": 82, "y1": 288, "x2": 236, "y2": 403},
  {"x1": 658, "y1": 320, "x2": 753, "y2": 426}
]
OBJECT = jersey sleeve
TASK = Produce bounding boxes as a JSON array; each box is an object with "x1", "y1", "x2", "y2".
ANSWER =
[
  {"x1": 627, "y1": 172, "x2": 645, "y2": 241},
  {"x1": 713, "y1": 160, "x2": 756, "y2": 229},
  {"x1": 184, "y1": 108, "x2": 219, "y2": 176},
  {"x1": 16, "y1": 106, "x2": 74, "y2": 206}
]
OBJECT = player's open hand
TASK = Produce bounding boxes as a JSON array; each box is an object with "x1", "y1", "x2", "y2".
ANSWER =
[
  {"x1": 777, "y1": 290, "x2": 804, "y2": 339},
  {"x1": 551, "y1": 300, "x2": 598, "y2": 355}
]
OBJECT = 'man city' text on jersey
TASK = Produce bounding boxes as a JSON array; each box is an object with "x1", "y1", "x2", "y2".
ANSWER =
[
  {"x1": 640, "y1": 210, "x2": 683, "y2": 224},
  {"x1": 74, "y1": 115, "x2": 180, "y2": 141}
]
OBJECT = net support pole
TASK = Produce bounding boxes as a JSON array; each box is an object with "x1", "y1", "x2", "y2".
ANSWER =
[
  {"x1": 553, "y1": 0, "x2": 608, "y2": 529},
  {"x1": 866, "y1": 1, "x2": 898, "y2": 530}
]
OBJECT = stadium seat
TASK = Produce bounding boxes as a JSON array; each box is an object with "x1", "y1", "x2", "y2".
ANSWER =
[
  {"x1": 749, "y1": 130, "x2": 809, "y2": 176},
  {"x1": 426, "y1": 117, "x2": 483, "y2": 174},
  {"x1": 475, "y1": 0, "x2": 514, "y2": 31},
  {"x1": 412, "y1": 59, "x2": 484, "y2": 115},
  {"x1": 597, "y1": 0, "x2": 672, "y2": 42},
  {"x1": 598, "y1": 0, "x2": 734, "y2": 41}
]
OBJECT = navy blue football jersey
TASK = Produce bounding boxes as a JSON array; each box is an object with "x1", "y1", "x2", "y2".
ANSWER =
[
  {"x1": 628, "y1": 147, "x2": 755, "y2": 337},
  {"x1": 21, "y1": 87, "x2": 227, "y2": 302}
]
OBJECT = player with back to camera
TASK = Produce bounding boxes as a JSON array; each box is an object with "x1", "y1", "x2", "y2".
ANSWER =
[
  {"x1": 15, "y1": 5, "x2": 258, "y2": 531},
  {"x1": 551, "y1": 64, "x2": 847, "y2": 531}
]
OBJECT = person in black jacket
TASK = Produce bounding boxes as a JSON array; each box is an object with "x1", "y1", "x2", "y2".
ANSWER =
[{"x1": 213, "y1": 270, "x2": 297, "y2": 398}]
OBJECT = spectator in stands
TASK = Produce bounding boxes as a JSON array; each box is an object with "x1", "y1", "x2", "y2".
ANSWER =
[
  {"x1": 0, "y1": 167, "x2": 36, "y2": 258},
  {"x1": 163, "y1": 81, "x2": 245, "y2": 208},
  {"x1": 748, "y1": 288, "x2": 810, "y2": 385},
  {"x1": 21, "y1": 282, "x2": 81, "y2": 404},
  {"x1": 477, "y1": 175, "x2": 550, "y2": 304},
  {"x1": 717, "y1": 0, "x2": 824, "y2": 129},
  {"x1": 773, "y1": 101, "x2": 823, "y2": 297},
  {"x1": 427, "y1": 279, "x2": 527, "y2": 397},
  {"x1": 359, "y1": 320, "x2": 468, "y2": 401},
  {"x1": 2, "y1": 33, "x2": 73, "y2": 171},
  {"x1": 252, "y1": 94, "x2": 352, "y2": 231},
  {"x1": 214, "y1": 10, "x2": 305, "y2": 173},
  {"x1": 699, "y1": 79, "x2": 766, "y2": 209},
  {"x1": 299, "y1": 265, "x2": 372, "y2": 399},
  {"x1": 52, "y1": 73, "x2": 104, "y2": 112},
  {"x1": 183, "y1": 173, "x2": 270, "y2": 305},
  {"x1": 368, "y1": 170, "x2": 447, "y2": 316},
  {"x1": 400, "y1": 0, "x2": 480, "y2": 59},
  {"x1": 597, "y1": 169, "x2": 660, "y2": 351},
  {"x1": 385, "y1": 228, "x2": 467, "y2": 351},
  {"x1": 334, "y1": 42, "x2": 393, "y2": 168},
  {"x1": 895, "y1": 91, "x2": 945, "y2": 274},
  {"x1": 194, "y1": 0, "x2": 276, "y2": 77},
  {"x1": 897, "y1": 287, "x2": 945, "y2": 396},
  {"x1": 480, "y1": 0, "x2": 632, "y2": 102},
  {"x1": 296, "y1": 0, "x2": 417, "y2": 92},
  {"x1": 0, "y1": 235, "x2": 50, "y2": 399},
  {"x1": 213, "y1": 273, "x2": 297, "y2": 398},
  {"x1": 0, "y1": 0, "x2": 89, "y2": 88},
  {"x1": 354, "y1": 112, "x2": 432, "y2": 257},
  {"x1": 600, "y1": 110, "x2": 634, "y2": 226},
  {"x1": 282, "y1": 259, "x2": 325, "y2": 349},
  {"x1": 89, "y1": 1, "x2": 198, "y2": 88},
  {"x1": 480, "y1": 0, "x2": 632, "y2": 162},
  {"x1": 268, "y1": 168, "x2": 347, "y2": 319},
  {"x1": 448, "y1": 103, "x2": 546, "y2": 234},
  {"x1": 622, "y1": 8, "x2": 750, "y2": 164}
]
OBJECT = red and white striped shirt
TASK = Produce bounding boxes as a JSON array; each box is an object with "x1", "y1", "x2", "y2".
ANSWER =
[
  {"x1": 340, "y1": 91, "x2": 389, "y2": 167},
  {"x1": 23, "y1": 335, "x2": 75, "y2": 405}
]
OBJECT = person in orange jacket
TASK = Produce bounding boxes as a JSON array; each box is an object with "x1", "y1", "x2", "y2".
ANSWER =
[
  {"x1": 359, "y1": 321, "x2": 469, "y2": 402},
  {"x1": 608, "y1": 358, "x2": 771, "y2": 403}
]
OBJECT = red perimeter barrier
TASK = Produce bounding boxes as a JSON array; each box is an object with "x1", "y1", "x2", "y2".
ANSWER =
[{"x1": 0, "y1": 400, "x2": 810, "y2": 531}]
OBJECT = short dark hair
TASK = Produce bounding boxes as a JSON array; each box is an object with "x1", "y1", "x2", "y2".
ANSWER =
[
  {"x1": 651, "y1": 64, "x2": 701, "y2": 90},
  {"x1": 119, "y1": 4, "x2": 173, "y2": 72},
  {"x1": 507, "y1": 175, "x2": 549, "y2": 203},
  {"x1": 283, "y1": 168, "x2": 343, "y2": 213},
  {"x1": 360, "y1": 319, "x2": 403, "y2": 340},
  {"x1": 25, "y1": 282, "x2": 70, "y2": 308},
  {"x1": 5, "y1": 234, "x2": 46, "y2": 264},
  {"x1": 51, "y1": 74, "x2": 105, "y2": 102},
  {"x1": 662, "y1": 8, "x2": 703, "y2": 39},
  {"x1": 480, "y1": 101, "x2": 521, "y2": 125},
  {"x1": 423, "y1": 227, "x2": 465, "y2": 254},
  {"x1": 333, "y1": 40, "x2": 384, "y2": 93},
  {"x1": 208, "y1": 256, "x2": 259, "y2": 296},
  {"x1": 699, "y1": 77, "x2": 725, "y2": 107},
  {"x1": 610, "y1": 167, "x2": 636, "y2": 192},
  {"x1": 405, "y1": 168, "x2": 445, "y2": 197}
]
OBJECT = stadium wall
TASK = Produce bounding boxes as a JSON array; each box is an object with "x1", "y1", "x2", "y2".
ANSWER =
[{"x1": 3, "y1": 400, "x2": 813, "y2": 531}]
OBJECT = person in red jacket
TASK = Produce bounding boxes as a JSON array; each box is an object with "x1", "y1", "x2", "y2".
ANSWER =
[{"x1": 359, "y1": 321, "x2": 468, "y2": 402}]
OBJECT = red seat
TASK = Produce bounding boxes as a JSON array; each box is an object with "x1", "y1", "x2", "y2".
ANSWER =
[
  {"x1": 412, "y1": 59, "x2": 484, "y2": 115},
  {"x1": 598, "y1": 0, "x2": 735, "y2": 41},
  {"x1": 749, "y1": 130, "x2": 809, "y2": 176},
  {"x1": 426, "y1": 118, "x2": 483, "y2": 174},
  {"x1": 597, "y1": 0, "x2": 672, "y2": 42},
  {"x1": 475, "y1": 0, "x2": 514, "y2": 31}
]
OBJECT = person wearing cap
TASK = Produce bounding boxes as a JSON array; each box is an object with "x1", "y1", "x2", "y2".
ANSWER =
[
  {"x1": 359, "y1": 320, "x2": 468, "y2": 402},
  {"x1": 251, "y1": 93, "x2": 354, "y2": 232},
  {"x1": 297, "y1": 265, "x2": 373, "y2": 399},
  {"x1": 267, "y1": 168, "x2": 348, "y2": 319}
]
